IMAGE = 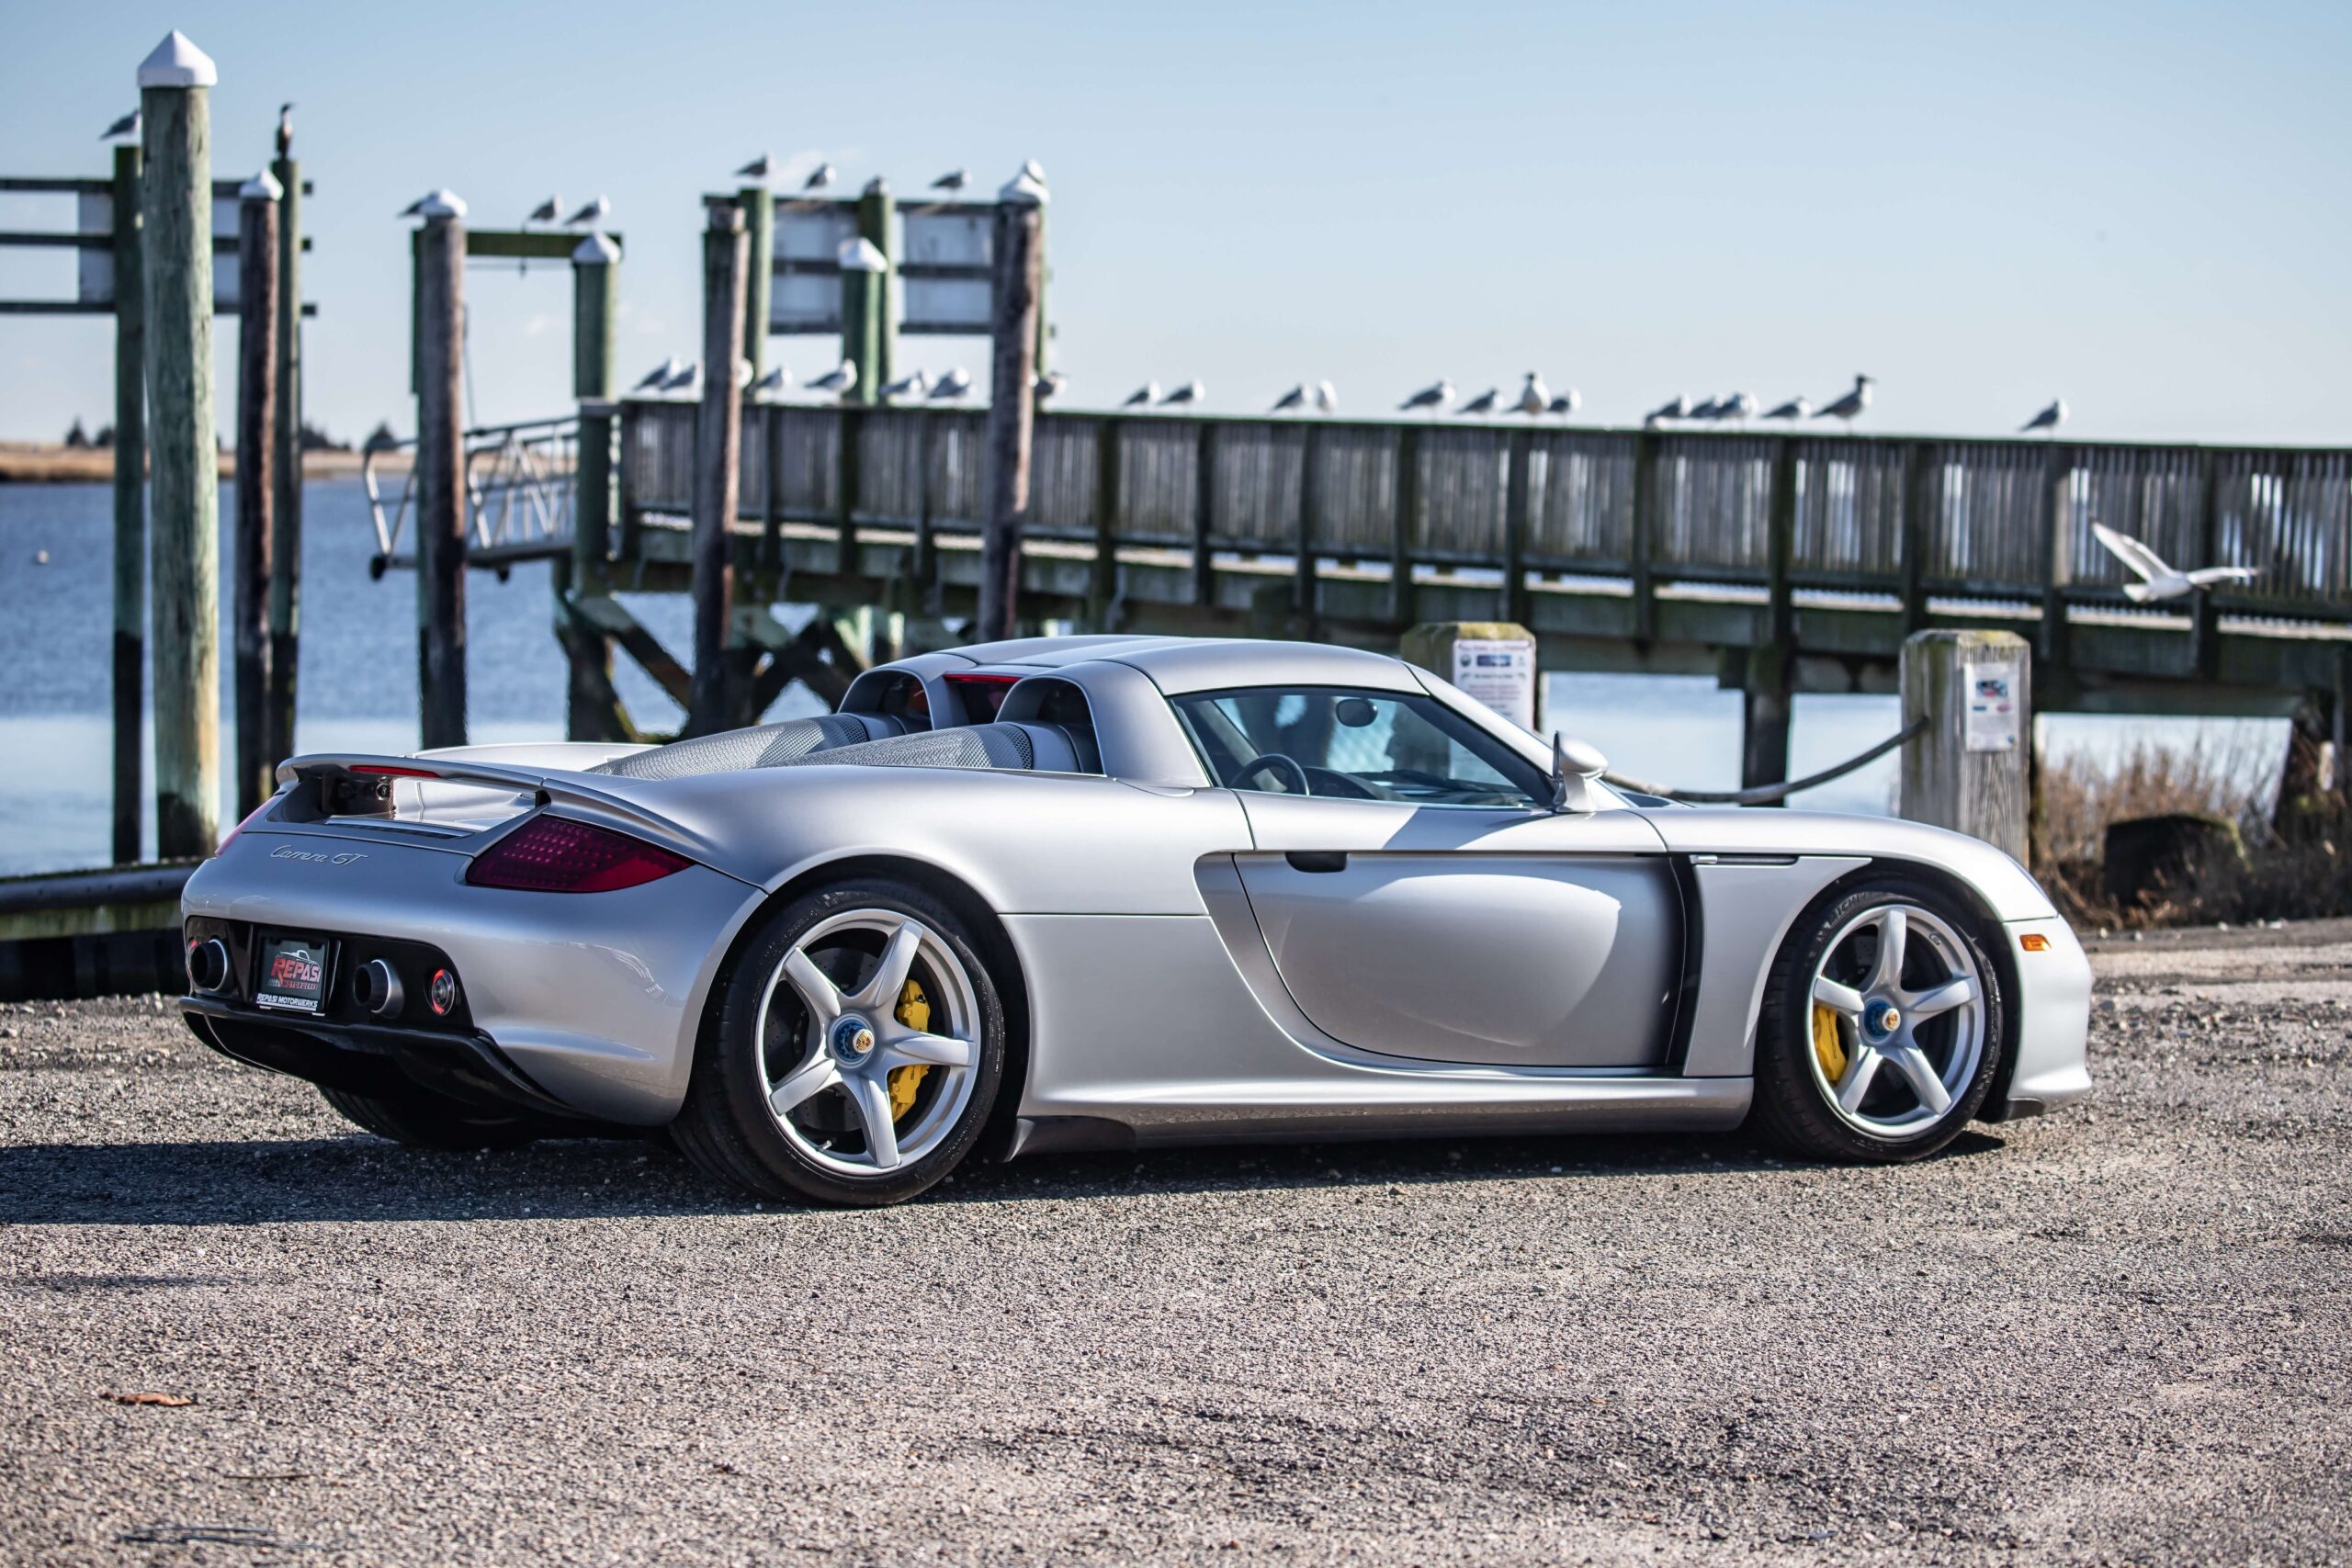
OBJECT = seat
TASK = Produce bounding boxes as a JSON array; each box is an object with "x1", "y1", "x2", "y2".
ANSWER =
[
  {"x1": 775, "y1": 721, "x2": 1099, "y2": 776},
  {"x1": 590, "y1": 713, "x2": 905, "y2": 781}
]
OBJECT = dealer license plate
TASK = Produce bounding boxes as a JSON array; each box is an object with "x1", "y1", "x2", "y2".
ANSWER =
[{"x1": 254, "y1": 933, "x2": 333, "y2": 1014}]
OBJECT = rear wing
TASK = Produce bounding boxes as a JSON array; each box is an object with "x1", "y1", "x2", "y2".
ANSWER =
[{"x1": 269, "y1": 753, "x2": 718, "y2": 861}]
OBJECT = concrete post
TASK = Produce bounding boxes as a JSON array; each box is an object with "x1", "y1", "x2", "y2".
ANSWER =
[{"x1": 1899, "y1": 629, "x2": 2031, "y2": 861}]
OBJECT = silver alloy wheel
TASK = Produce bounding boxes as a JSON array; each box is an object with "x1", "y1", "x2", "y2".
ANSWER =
[
  {"x1": 756, "y1": 908, "x2": 981, "y2": 1178},
  {"x1": 1805, "y1": 902, "x2": 1985, "y2": 1138}
]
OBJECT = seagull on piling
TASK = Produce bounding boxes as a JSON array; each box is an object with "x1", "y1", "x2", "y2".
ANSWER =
[
  {"x1": 1812, "y1": 374, "x2": 1875, "y2": 429},
  {"x1": 808, "y1": 359, "x2": 857, "y2": 398},
  {"x1": 803, "y1": 163, "x2": 837, "y2": 192},
  {"x1": 2020, "y1": 397, "x2": 2066, "y2": 435},
  {"x1": 1547, "y1": 389, "x2": 1581, "y2": 416},
  {"x1": 526, "y1": 195, "x2": 561, "y2": 226},
  {"x1": 632, "y1": 356, "x2": 683, "y2": 392},
  {"x1": 751, "y1": 363, "x2": 790, "y2": 396},
  {"x1": 276, "y1": 103, "x2": 294, "y2": 159},
  {"x1": 1272, "y1": 384, "x2": 1308, "y2": 412},
  {"x1": 397, "y1": 194, "x2": 431, "y2": 218},
  {"x1": 931, "y1": 367, "x2": 975, "y2": 400},
  {"x1": 101, "y1": 109, "x2": 139, "y2": 141},
  {"x1": 1314, "y1": 380, "x2": 1339, "y2": 413},
  {"x1": 1762, "y1": 395, "x2": 1810, "y2": 420},
  {"x1": 1036, "y1": 370, "x2": 1068, "y2": 402},
  {"x1": 1021, "y1": 160, "x2": 1046, "y2": 184},
  {"x1": 1124, "y1": 382, "x2": 1159, "y2": 408},
  {"x1": 1160, "y1": 380, "x2": 1204, "y2": 408},
  {"x1": 1399, "y1": 379, "x2": 1454, "y2": 413},
  {"x1": 1645, "y1": 394, "x2": 1690, "y2": 425},
  {"x1": 2091, "y1": 521, "x2": 2259, "y2": 604},
  {"x1": 563, "y1": 196, "x2": 611, "y2": 227},
  {"x1": 932, "y1": 169, "x2": 967, "y2": 192},
  {"x1": 735, "y1": 152, "x2": 775, "y2": 182},
  {"x1": 877, "y1": 368, "x2": 930, "y2": 401},
  {"x1": 1514, "y1": 371, "x2": 1551, "y2": 415}
]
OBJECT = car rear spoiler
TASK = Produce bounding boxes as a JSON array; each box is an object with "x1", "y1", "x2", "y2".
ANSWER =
[{"x1": 271, "y1": 753, "x2": 722, "y2": 863}]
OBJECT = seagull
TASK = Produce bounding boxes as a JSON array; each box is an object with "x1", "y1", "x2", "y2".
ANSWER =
[
  {"x1": 1720, "y1": 391, "x2": 1757, "y2": 421},
  {"x1": 2020, "y1": 398, "x2": 2066, "y2": 435},
  {"x1": 1458, "y1": 389, "x2": 1501, "y2": 416},
  {"x1": 734, "y1": 358, "x2": 754, "y2": 390},
  {"x1": 932, "y1": 169, "x2": 967, "y2": 192},
  {"x1": 1690, "y1": 395, "x2": 1724, "y2": 420},
  {"x1": 1645, "y1": 394, "x2": 1690, "y2": 425},
  {"x1": 879, "y1": 368, "x2": 930, "y2": 401},
  {"x1": 1271, "y1": 384, "x2": 1308, "y2": 412},
  {"x1": 1812, "y1": 374, "x2": 1875, "y2": 429},
  {"x1": 276, "y1": 103, "x2": 294, "y2": 159},
  {"x1": 1514, "y1": 371, "x2": 1551, "y2": 415},
  {"x1": 803, "y1": 163, "x2": 837, "y2": 192},
  {"x1": 632, "y1": 356, "x2": 684, "y2": 392},
  {"x1": 2090, "y1": 521, "x2": 2259, "y2": 604},
  {"x1": 100, "y1": 109, "x2": 139, "y2": 141},
  {"x1": 1160, "y1": 380, "x2": 1204, "y2": 407},
  {"x1": 396, "y1": 193, "x2": 432, "y2": 219},
  {"x1": 1314, "y1": 380, "x2": 1339, "y2": 413},
  {"x1": 808, "y1": 358, "x2": 857, "y2": 397},
  {"x1": 661, "y1": 359, "x2": 701, "y2": 394},
  {"x1": 1035, "y1": 370, "x2": 1068, "y2": 402},
  {"x1": 1124, "y1": 382, "x2": 1159, "y2": 408},
  {"x1": 1021, "y1": 159, "x2": 1046, "y2": 184},
  {"x1": 563, "y1": 196, "x2": 611, "y2": 228},
  {"x1": 750, "y1": 363, "x2": 790, "y2": 396},
  {"x1": 526, "y1": 195, "x2": 561, "y2": 226},
  {"x1": 932, "y1": 367, "x2": 977, "y2": 400},
  {"x1": 1546, "y1": 389, "x2": 1581, "y2": 416},
  {"x1": 1399, "y1": 378, "x2": 1453, "y2": 413},
  {"x1": 1762, "y1": 395, "x2": 1810, "y2": 420},
  {"x1": 735, "y1": 152, "x2": 775, "y2": 182}
]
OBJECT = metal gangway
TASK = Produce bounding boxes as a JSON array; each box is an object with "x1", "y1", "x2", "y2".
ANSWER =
[{"x1": 363, "y1": 414, "x2": 579, "y2": 577}]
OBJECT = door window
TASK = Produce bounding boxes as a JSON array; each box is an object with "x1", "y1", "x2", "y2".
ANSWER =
[{"x1": 1170, "y1": 688, "x2": 1549, "y2": 807}]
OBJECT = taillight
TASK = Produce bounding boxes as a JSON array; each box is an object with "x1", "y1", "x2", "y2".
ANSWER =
[{"x1": 464, "y1": 817, "x2": 691, "y2": 893}]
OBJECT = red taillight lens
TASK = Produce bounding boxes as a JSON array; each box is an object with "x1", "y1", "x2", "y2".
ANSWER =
[{"x1": 464, "y1": 817, "x2": 691, "y2": 893}]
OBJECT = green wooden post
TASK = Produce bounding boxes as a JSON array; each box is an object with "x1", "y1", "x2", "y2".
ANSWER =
[
  {"x1": 1391, "y1": 424, "x2": 1421, "y2": 626},
  {"x1": 688, "y1": 197, "x2": 748, "y2": 735},
  {"x1": 565, "y1": 231, "x2": 621, "y2": 741},
  {"x1": 266, "y1": 152, "x2": 302, "y2": 775},
  {"x1": 413, "y1": 193, "x2": 468, "y2": 750},
  {"x1": 838, "y1": 181, "x2": 891, "y2": 404},
  {"x1": 108, "y1": 142, "x2": 146, "y2": 865},
  {"x1": 740, "y1": 185, "x2": 772, "y2": 383},
  {"x1": 977, "y1": 175, "x2": 1045, "y2": 643},
  {"x1": 1899, "y1": 439, "x2": 1932, "y2": 635},
  {"x1": 856, "y1": 178, "x2": 894, "y2": 392},
  {"x1": 138, "y1": 31, "x2": 221, "y2": 858},
  {"x1": 1629, "y1": 430, "x2": 1658, "y2": 644},
  {"x1": 1192, "y1": 421, "x2": 1216, "y2": 608},
  {"x1": 232, "y1": 172, "x2": 281, "y2": 817}
]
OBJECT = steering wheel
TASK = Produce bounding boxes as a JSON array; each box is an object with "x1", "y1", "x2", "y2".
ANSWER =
[
  {"x1": 1231, "y1": 753, "x2": 1311, "y2": 795},
  {"x1": 1303, "y1": 765, "x2": 1385, "y2": 800}
]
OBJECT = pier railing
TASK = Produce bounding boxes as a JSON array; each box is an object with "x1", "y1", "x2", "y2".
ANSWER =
[
  {"x1": 365, "y1": 414, "x2": 579, "y2": 573},
  {"x1": 613, "y1": 400, "x2": 2352, "y2": 623}
]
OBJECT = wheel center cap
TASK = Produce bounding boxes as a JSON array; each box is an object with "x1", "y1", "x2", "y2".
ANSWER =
[
  {"x1": 831, "y1": 1016, "x2": 877, "y2": 1065},
  {"x1": 1864, "y1": 1000, "x2": 1901, "y2": 1039}
]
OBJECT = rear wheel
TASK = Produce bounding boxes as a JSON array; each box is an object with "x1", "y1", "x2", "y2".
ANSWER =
[
  {"x1": 318, "y1": 1085, "x2": 542, "y2": 1150},
  {"x1": 1751, "y1": 881, "x2": 2004, "y2": 1163},
  {"x1": 670, "y1": 878, "x2": 1006, "y2": 1207}
]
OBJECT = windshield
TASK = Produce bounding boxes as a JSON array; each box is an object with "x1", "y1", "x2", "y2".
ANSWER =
[{"x1": 1170, "y1": 687, "x2": 1550, "y2": 807}]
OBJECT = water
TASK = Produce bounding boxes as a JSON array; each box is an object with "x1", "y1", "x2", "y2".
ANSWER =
[{"x1": 0, "y1": 479, "x2": 2285, "y2": 876}]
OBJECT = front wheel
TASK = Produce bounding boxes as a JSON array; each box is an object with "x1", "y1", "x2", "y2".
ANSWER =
[
  {"x1": 1750, "y1": 881, "x2": 2005, "y2": 1163},
  {"x1": 670, "y1": 878, "x2": 1006, "y2": 1207}
]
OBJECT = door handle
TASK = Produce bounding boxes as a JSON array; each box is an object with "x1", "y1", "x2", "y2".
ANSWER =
[{"x1": 1284, "y1": 851, "x2": 1348, "y2": 874}]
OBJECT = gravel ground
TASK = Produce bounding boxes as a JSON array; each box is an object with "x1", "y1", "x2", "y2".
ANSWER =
[{"x1": 3, "y1": 923, "x2": 2348, "y2": 1566}]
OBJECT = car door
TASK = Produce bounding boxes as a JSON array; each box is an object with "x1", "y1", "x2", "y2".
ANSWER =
[{"x1": 1231, "y1": 792, "x2": 1683, "y2": 1069}]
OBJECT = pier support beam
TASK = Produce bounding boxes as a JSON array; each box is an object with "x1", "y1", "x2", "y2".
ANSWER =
[
  {"x1": 138, "y1": 30, "x2": 221, "y2": 857},
  {"x1": 108, "y1": 142, "x2": 146, "y2": 865},
  {"x1": 266, "y1": 151, "x2": 304, "y2": 777},
  {"x1": 978, "y1": 171, "x2": 1045, "y2": 644},
  {"x1": 689, "y1": 197, "x2": 748, "y2": 735},
  {"x1": 232, "y1": 172, "x2": 281, "y2": 817},
  {"x1": 413, "y1": 194, "x2": 468, "y2": 750}
]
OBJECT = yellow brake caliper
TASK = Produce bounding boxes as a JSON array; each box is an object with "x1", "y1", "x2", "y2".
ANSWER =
[
  {"x1": 1812, "y1": 1002, "x2": 1848, "y2": 1083},
  {"x1": 888, "y1": 978, "x2": 932, "y2": 1121}
]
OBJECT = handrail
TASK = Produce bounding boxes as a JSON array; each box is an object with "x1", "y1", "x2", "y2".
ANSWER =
[
  {"x1": 363, "y1": 415, "x2": 580, "y2": 566},
  {"x1": 1603, "y1": 718, "x2": 1926, "y2": 806}
]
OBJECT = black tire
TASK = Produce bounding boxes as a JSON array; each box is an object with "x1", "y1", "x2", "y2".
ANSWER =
[
  {"x1": 669, "y1": 877, "x2": 1007, "y2": 1207},
  {"x1": 1750, "y1": 878, "x2": 2006, "y2": 1163},
  {"x1": 318, "y1": 1084, "x2": 542, "y2": 1150}
]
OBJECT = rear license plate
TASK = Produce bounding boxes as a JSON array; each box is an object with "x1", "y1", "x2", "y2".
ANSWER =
[{"x1": 255, "y1": 933, "x2": 333, "y2": 1014}]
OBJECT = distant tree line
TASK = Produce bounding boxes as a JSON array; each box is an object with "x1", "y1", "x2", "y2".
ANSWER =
[{"x1": 63, "y1": 417, "x2": 361, "y2": 452}]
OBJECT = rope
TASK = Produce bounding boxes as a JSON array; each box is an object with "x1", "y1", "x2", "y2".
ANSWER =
[{"x1": 1603, "y1": 718, "x2": 1927, "y2": 806}]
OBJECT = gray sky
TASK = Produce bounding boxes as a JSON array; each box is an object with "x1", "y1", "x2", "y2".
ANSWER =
[{"x1": 2, "y1": 0, "x2": 2346, "y2": 446}]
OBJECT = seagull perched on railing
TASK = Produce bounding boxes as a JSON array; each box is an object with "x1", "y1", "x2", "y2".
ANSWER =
[
  {"x1": 1160, "y1": 380, "x2": 1204, "y2": 407},
  {"x1": 1762, "y1": 395, "x2": 1810, "y2": 420},
  {"x1": 1720, "y1": 391, "x2": 1757, "y2": 421},
  {"x1": 526, "y1": 195, "x2": 561, "y2": 226},
  {"x1": 1645, "y1": 394, "x2": 1690, "y2": 425},
  {"x1": 632, "y1": 356, "x2": 684, "y2": 392},
  {"x1": 1547, "y1": 389, "x2": 1581, "y2": 416},
  {"x1": 877, "y1": 369, "x2": 929, "y2": 401},
  {"x1": 563, "y1": 196, "x2": 611, "y2": 228},
  {"x1": 1272, "y1": 384, "x2": 1308, "y2": 412},
  {"x1": 1514, "y1": 371, "x2": 1551, "y2": 415},
  {"x1": 735, "y1": 152, "x2": 775, "y2": 182},
  {"x1": 750, "y1": 363, "x2": 790, "y2": 396},
  {"x1": 1123, "y1": 382, "x2": 1159, "y2": 408},
  {"x1": 2020, "y1": 398, "x2": 2066, "y2": 434},
  {"x1": 1314, "y1": 380, "x2": 1339, "y2": 413},
  {"x1": 931, "y1": 169, "x2": 967, "y2": 192},
  {"x1": 661, "y1": 359, "x2": 701, "y2": 395},
  {"x1": 1399, "y1": 379, "x2": 1453, "y2": 413},
  {"x1": 1812, "y1": 374, "x2": 1875, "y2": 429},
  {"x1": 808, "y1": 358, "x2": 857, "y2": 398},
  {"x1": 1690, "y1": 395, "x2": 1724, "y2": 421},
  {"x1": 2090, "y1": 521, "x2": 2258, "y2": 604},
  {"x1": 1035, "y1": 370, "x2": 1067, "y2": 401},
  {"x1": 931, "y1": 367, "x2": 975, "y2": 400},
  {"x1": 1458, "y1": 388, "x2": 1501, "y2": 416},
  {"x1": 101, "y1": 108, "x2": 140, "y2": 141},
  {"x1": 803, "y1": 163, "x2": 837, "y2": 192}
]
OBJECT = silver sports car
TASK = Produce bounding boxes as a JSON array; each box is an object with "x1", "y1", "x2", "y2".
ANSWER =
[{"x1": 179, "y1": 635, "x2": 2091, "y2": 1206}]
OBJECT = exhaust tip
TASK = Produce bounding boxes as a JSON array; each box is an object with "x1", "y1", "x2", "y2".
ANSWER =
[
  {"x1": 356, "y1": 958, "x2": 405, "y2": 1019},
  {"x1": 186, "y1": 938, "x2": 232, "y2": 995}
]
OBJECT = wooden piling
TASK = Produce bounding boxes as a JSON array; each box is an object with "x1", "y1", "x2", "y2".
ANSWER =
[
  {"x1": 1501, "y1": 428, "x2": 1532, "y2": 627},
  {"x1": 232, "y1": 175, "x2": 280, "y2": 817},
  {"x1": 107, "y1": 143, "x2": 146, "y2": 865},
  {"x1": 2034, "y1": 445, "x2": 2072, "y2": 704},
  {"x1": 1293, "y1": 423, "x2": 1321, "y2": 623},
  {"x1": 740, "y1": 185, "x2": 772, "y2": 383},
  {"x1": 1742, "y1": 440, "x2": 1798, "y2": 801},
  {"x1": 1191, "y1": 423, "x2": 1216, "y2": 608},
  {"x1": 413, "y1": 197, "x2": 468, "y2": 750},
  {"x1": 565, "y1": 232, "x2": 623, "y2": 741},
  {"x1": 1088, "y1": 417, "x2": 1119, "y2": 627},
  {"x1": 853, "y1": 179, "x2": 894, "y2": 395},
  {"x1": 978, "y1": 178, "x2": 1045, "y2": 643},
  {"x1": 266, "y1": 152, "x2": 302, "y2": 773},
  {"x1": 689, "y1": 198, "x2": 747, "y2": 734},
  {"x1": 1629, "y1": 431, "x2": 1659, "y2": 644},
  {"x1": 1899, "y1": 629, "x2": 2031, "y2": 861},
  {"x1": 138, "y1": 31, "x2": 221, "y2": 857}
]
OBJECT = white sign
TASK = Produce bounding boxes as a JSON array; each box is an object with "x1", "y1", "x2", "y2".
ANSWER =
[
  {"x1": 1453, "y1": 637, "x2": 1536, "y2": 732},
  {"x1": 1962, "y1": 660, "x2": 2021, "y2": 753},
  {"x1": 770, "y1": 205, "x2": 860, "y2": 333}
]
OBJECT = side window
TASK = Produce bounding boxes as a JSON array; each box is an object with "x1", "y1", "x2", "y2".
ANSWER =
[{"x1": 1170, "y1": 688, "x2": 1548, "y2": 808}]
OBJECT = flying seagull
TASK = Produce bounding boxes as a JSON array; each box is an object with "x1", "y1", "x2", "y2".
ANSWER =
[
  {"x1": 1645, "y1": 394, "x2": 1690, "y2": 425},
  {"x1": 803, "y1": 163, "x2": 837, "y2": 192},
  {"x1": 563, "y1": 196, "x2": 611, "y2": 227},
  {"x1": 526, "y1": 195, "x2": 561, "y2": 226},
  {"x1": 735, "y1": 152, "x2": 775, "y2": 181},
  {"x1": 2091, "y1": 521, "x2": 2259, "y2": 604},
  {"x1": 1546, "y1": 389, "x2": 1581, "y2": 416},
  {"x1": 1812, "y1": 374, "x2": 1875, "y2": 428},
  {"x1": 1762, "y1": 395, "x2": 1810, "y2": 420},
  {"x1": 931, "y1": 367, "x2": 976, "y2": 400},
  {"x1": 100, "y1": 109, "x2": 139, "y2": 141},
  {"x1": 1514, "y1": 371, "x2": 1551, "y2": 416},
  {"x1": 808, "y1": 358, "x2": 857, "y2": 397},
  {"x1": 1272, "y1": 384, "x2": 1308, "y2": 412},
  {"x1": 1123, "y1": 381, "x2": 1159, "y2": 408},
  {"x1": 1314, "y1": 380, "x2": 1339, "y2": 413},
  {"x1": 878, "y1": 368, "x2": 930, "y2": 401},
  {"x1": 1035, "y1": 370, "x2": 1068, "y2": 402},
  {"x1": 276, "y1": 103, "x2": 294, "y2": 159},
  {"x1": 1399, "y1": 378, "x2": 1454, "y2": 413},
  {"x1": 1160, "y1": 380, "x2": 1204, "y2": 407},
  {"x1": 1458, "y1": 388, "x2": 1501, "y2": 416},
  {"x1": 2020, "y1": 397, "x2": 2066, "y2": 434},
  {"x1": 931, "y1": 169, "x2": 967, "y2": 192},
  {"x1": 750, "y1": 363, "x2": 790, "y2": 396},
  {"x1": 632, "y1": 355, "x2": 683, "y2": 392}
]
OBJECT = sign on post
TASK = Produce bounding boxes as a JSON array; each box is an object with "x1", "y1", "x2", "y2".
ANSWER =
[
  {"x1": 1401, "y1": 621, "x2": 1541, "y2": 735},
  {"x1": 1900, "y1": 629, "x2": 2032, "y2": 860}
]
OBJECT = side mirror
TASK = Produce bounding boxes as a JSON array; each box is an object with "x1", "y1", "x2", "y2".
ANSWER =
[{"x1": 1549, "y1": 732, "x2": 1610, "y2": 815}]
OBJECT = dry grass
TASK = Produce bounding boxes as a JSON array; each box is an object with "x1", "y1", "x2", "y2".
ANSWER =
[{"x1": 2034, "y1": 734, "x2": 2349, "y2": 928}]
